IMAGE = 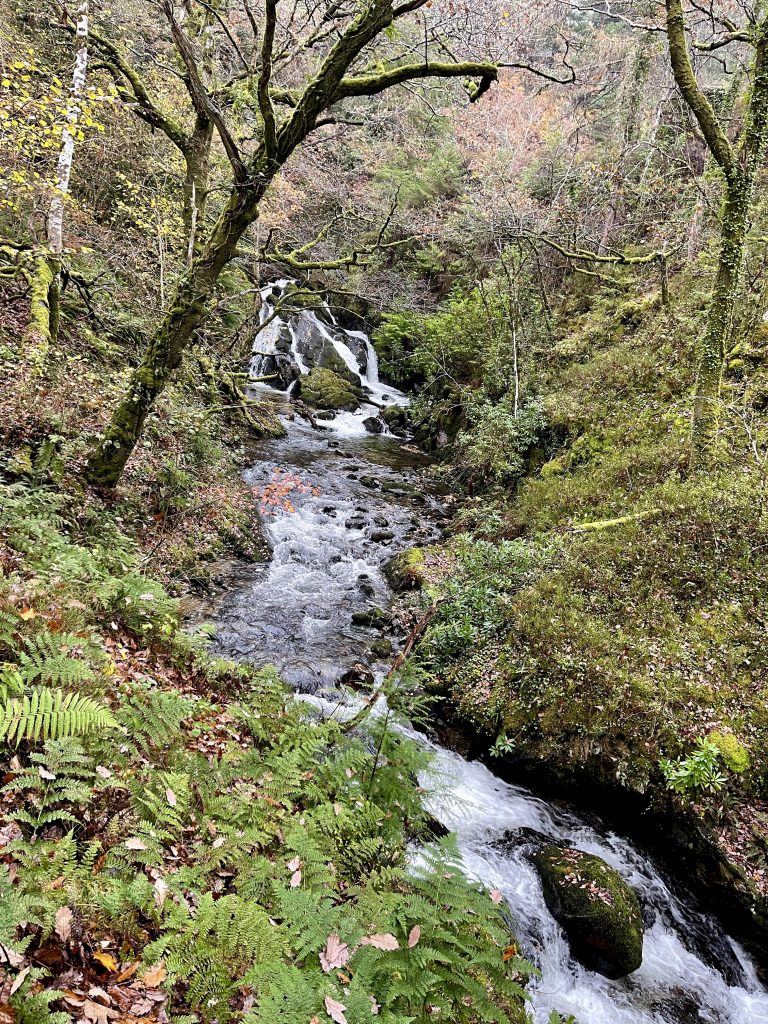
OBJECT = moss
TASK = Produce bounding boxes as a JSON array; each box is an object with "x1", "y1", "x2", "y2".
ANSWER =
[
  {"x1": 709, "y1": 731, "x2": 751, "y2": 773},
  {"x1": 384, "y1": 547, "x2": 426, "y2": 591},
  {"x1": 298, "y1": 367, "x2": 362, "y2": 411},
  {"x1": 533, "y1": 845, "x2": 643, "y2": 979}
]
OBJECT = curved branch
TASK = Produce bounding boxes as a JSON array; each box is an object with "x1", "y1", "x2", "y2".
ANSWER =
[
  {"x1": 334, "y1": 60, "x2": 498, "y2": 102},
  {"x1": 665, "y1": 0, "x2": 737, "y2": 180}
]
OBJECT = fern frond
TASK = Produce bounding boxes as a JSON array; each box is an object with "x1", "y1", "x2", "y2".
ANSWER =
[{"x1": 0, "y1": 688, "x2": 116, "y2": 744}]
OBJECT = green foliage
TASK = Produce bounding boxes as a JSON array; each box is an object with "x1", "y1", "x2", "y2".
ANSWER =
[
  {"x1": 456, "y1": 398, "x2": 546, "y2": 487},
  {"x1": 660, "y1": 738, "x2": 728, "y2": 795},
  {"x1": 0, "y1": 688, "x2": 117, "y2": 744},
  {"x1": 3, "y1": 738, "x2": 96, "y2": 831}
]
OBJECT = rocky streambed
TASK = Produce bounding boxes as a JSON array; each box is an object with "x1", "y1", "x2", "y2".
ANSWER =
[{"x1": 206, "y1": 293, "x2": 768, "y2": 1023}]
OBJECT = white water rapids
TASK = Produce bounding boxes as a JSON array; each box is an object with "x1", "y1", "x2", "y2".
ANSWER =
[{"x1": 212, "y1": 292, "x2": 768, "y2": 1024}]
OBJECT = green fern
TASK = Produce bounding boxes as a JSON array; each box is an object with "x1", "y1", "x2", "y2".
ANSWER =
[
  {"x1": 17, "y1": 632, "x2": 98, "y2": 687},
  {"x1": 147, "y1": 893, "x2": 288, "y2": 1022},
  {"x1": 0, "y1": 687, "x2": 117, "y2": 744}
]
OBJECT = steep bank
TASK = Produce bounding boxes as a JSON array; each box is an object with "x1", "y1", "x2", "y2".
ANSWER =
[{"x1": 380, "y1": 269, "x2": 768, "y2": 962}]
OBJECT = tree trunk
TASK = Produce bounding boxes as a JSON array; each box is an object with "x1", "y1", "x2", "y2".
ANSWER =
[
  {"x1": 690, "y1": 178, "x2": 750, "y2": 458},
  {"x1": 85, "y1": 181, "x2": 264, "y2": 487},
  {"x1": 182, "y1": 117, "x2": 213, "y2": 263},
  {"x1": 35, "y1": 0, "x2": 90, "y2": 357}
]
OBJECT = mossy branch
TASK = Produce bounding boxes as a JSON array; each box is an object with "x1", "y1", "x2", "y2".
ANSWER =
[{"x1": 570, "y1": 509, "x2": 662, "y2": 533}]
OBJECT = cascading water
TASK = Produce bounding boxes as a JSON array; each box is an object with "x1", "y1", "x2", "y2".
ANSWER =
[
  {"x1": 211, "y1": 291, "x2": 768, "y2": 1024},
  {"x1": 250, "y1": 281, "x2": 409, "y2": 433}
]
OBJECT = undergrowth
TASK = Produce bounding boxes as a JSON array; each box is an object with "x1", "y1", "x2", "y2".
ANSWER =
[{"x1": 0, "y1": 481, "x2": 532, "y2": 1023}]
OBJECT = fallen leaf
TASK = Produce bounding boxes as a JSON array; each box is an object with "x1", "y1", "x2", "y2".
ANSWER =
[
  {"x1": 55, "y1": 906, "x2": 73, "y2": 942},
  {"x1": 319, "y1": 934, "x2": 350, "y2": 973},
  {"x1": 141, "y1": 962, "x2": 167, "y2": 988},
  {"x1": 153, "y1": 877, "x2": 168, "y2": 907},
  {"x1": 286, "y1": 856, "x2": 301, "y2": 872},
  {"x1": 360, "y1": 933, "x2": 399, "y2": 951},
  {"x1": 124, "y1": 838, "x2": 147, "y2": 851},
  {"x1": 95, "y1": 766, "x2": 113, "y2": 779},
  {"x1": 370, "y1": 995, "x2": 380, "y2": 1015},
  {"x1": 490, "y1": 889, "x2": 503, "y2": 904},
  {"x1": 408, "y1": 925, "x2": 421, "y2": 948},
  {"x1": 165, "y1": 789, "x2": 177, "y2": 807},
  {"x1": 115, "y1": 961, "x2": 139, "y2": 983},
  {"x1": 0, "y1": 946, "x2": 24, "y2": 968},
  {"x1": 93, "y1": 951, "x2": 118, "y2": 972},
  {"x1": 82, "y1": 999, "x2": 117, "y2": 1023},
  {"x1": 324, "y1": 996, "x2": 347, "y2": 1024},
  {"x1": 9, "y1": 967, "x2": 30, "y2": 996},
  {"x1": 17, "y1": 607, "x2": 37, "y2": 621},
  {"x1": 502, "y1": 944, "x2": 518, "y2": 962},
  {"x1": 38, "y1": 767, "x2": 56, "y2": 781},
  {"x1": 0, "y1": 1005, "x2": 16, "y2": 1024},
  {"x1": 290, "y1": 869, "x2": 302, "y2": 888}
]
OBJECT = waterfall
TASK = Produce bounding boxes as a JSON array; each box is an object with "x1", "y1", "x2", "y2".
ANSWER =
[{"x1": 249, "y1": 281, "x2": 409, "y2": 434}]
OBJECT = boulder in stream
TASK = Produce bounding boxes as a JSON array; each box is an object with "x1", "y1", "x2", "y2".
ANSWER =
[
  {"x1": 384, "y1": 547, "x2": 426, "y2": 591},
  {"x1": 533, "y1": 844, "x2": 644, "y2": 979},
  {"x1": 298, "y1": 368, "x2": 362, "y2": 411},
  {"x1": 363, "y1": 416, "x2": 385, "y2": 434}
]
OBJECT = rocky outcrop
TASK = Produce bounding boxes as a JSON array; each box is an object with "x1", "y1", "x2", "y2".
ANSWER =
[
  {"x1": 533, "y1": 845, "x2": 644, "y2": 979},
  {"x1": 298, "y1": 368, "x2": 362, "y2": 411}
]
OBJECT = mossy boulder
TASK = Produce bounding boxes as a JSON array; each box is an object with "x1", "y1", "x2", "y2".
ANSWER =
[
  {"x1": 533, "y1": 845, "x2": 643, "y2": 979},
  {"x1": 384, "y1": 547, "x2": 426, "y2": 591},
  {"x1": 708, "y1": 731, "x2": 750, "y2": 773},
  {"x1": 299, "y1": 368, "x2": 362, "y2": 411}
]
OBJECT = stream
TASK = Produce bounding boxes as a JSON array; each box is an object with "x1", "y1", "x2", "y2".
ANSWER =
[{"x1": 211, "y1": 288, "x2": 768, "y2": 1024}]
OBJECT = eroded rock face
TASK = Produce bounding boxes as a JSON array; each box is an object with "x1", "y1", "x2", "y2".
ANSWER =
[
  {"x1": 292, "y1": 319, "x2": 360, "y2": 385},
  {"x1": 533, "y1": 845, "x2": 644, "y2": 979},
  {"x1": 298, "y1": 368, "x2": 362, "y2": 411}
]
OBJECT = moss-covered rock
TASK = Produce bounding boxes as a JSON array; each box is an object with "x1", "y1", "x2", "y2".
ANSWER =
[
  {"x1": 533, "y1": 845, "x2": 643, "y2": 979},
  {"x1": 298, "y1": 368, "x2": 362, "y2": 411},
  {"x1": 384, "y1": 547, "x2": 426, "y2": 591},
  {"x1": 708, "y1": 731, "x2": 751, "y2": 773}
]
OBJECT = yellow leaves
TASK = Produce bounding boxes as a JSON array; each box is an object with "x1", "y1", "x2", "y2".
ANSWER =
[{"x1": 93, "y1": 951, "x2": 119, "y2": 972}]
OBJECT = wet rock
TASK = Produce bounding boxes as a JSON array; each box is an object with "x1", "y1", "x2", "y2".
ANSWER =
[
  {"x1": 345, "y1": 514, "x2": 367, "y2": 530},
  {"x1": 371, "y1": 637, "x2": 393, "y2": 659},
  {"x1": 369, "y1": 529, "x2": 395, "y2": 543},
  {"x1": 298, "y1": 368, "x2": 362, "y2": 411},
  {"x1": 384, "y1": 547, "x2": 426, "y2": 591},
  {"x1": 380, "y1": 405, "x2": 409, "y2": 436},
  {"x1": 363, "y1": 416, "x2": 385, "y2": 434},
  {"x1": 315, "y1": 410, "x2": 336, "y2": 421},
  {"x1": 373, "y1": 515, "x2": 389, "y2": 527},
  {"x1": 359, "y1": 475, "x2": 380, "y2": 489},
  {"x1": 533, "y1": 845, "x2": 644, "y2": 979},
  {"x1": 339, "y1": 662, "x2": 375, "y2": 690},
  {"x1": 357, "y1": 575, "x2": 376, "y2": 598},
  {"x1": 291, "y1": 318, "x2": 360, "y2": 385},
  {"x1": 352, "y1": 607, "x2": 392, "y2": 629}
]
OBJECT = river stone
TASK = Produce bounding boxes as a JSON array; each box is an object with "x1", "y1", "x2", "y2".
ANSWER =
[
  {"x1": 352, "y1": 607, "x2": 392, "y2": 628},
  {"x1": 533, "y1": 845, "x2": 644, "y2": 979},
  {"x1": 363, "y1": 416, "x2": 385, "y2": 434},
  {"x1": 384, "y1": 547, "x2": 426, "y2": 591},
  {"x1": 369, "y1": 529, "x2": 395, "y2": 542},
  {"x1": 298, "y1": 368, "x2": 362, "y2": 411}
]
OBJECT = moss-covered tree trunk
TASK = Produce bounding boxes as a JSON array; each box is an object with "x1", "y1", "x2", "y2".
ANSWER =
[
  {"x1": 85, "y1": 179, "x2": 264, "y2": 487},
  {"x1": 690, "y1": 181, "x2": 750, "y2": 454},
  {"x1": 182, "y1": 117, "x2": 214, "y2": 262},
  {"x1": 665, "y1": 1, "x2": 768, "y2": 462}
]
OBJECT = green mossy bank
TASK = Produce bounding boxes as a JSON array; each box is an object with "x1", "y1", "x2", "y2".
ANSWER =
[{"x1": 386, "y1": 269, "x2": 768, "y2": 950}]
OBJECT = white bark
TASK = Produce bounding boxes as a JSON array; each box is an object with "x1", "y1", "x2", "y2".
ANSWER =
[{"x1": 47, "y1": 2, "x2": 90, "y2": 256}]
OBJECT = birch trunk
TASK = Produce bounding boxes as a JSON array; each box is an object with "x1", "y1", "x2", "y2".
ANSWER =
[{"x1": 27, "y1": 2, "x2": 90, "y2": 360}]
